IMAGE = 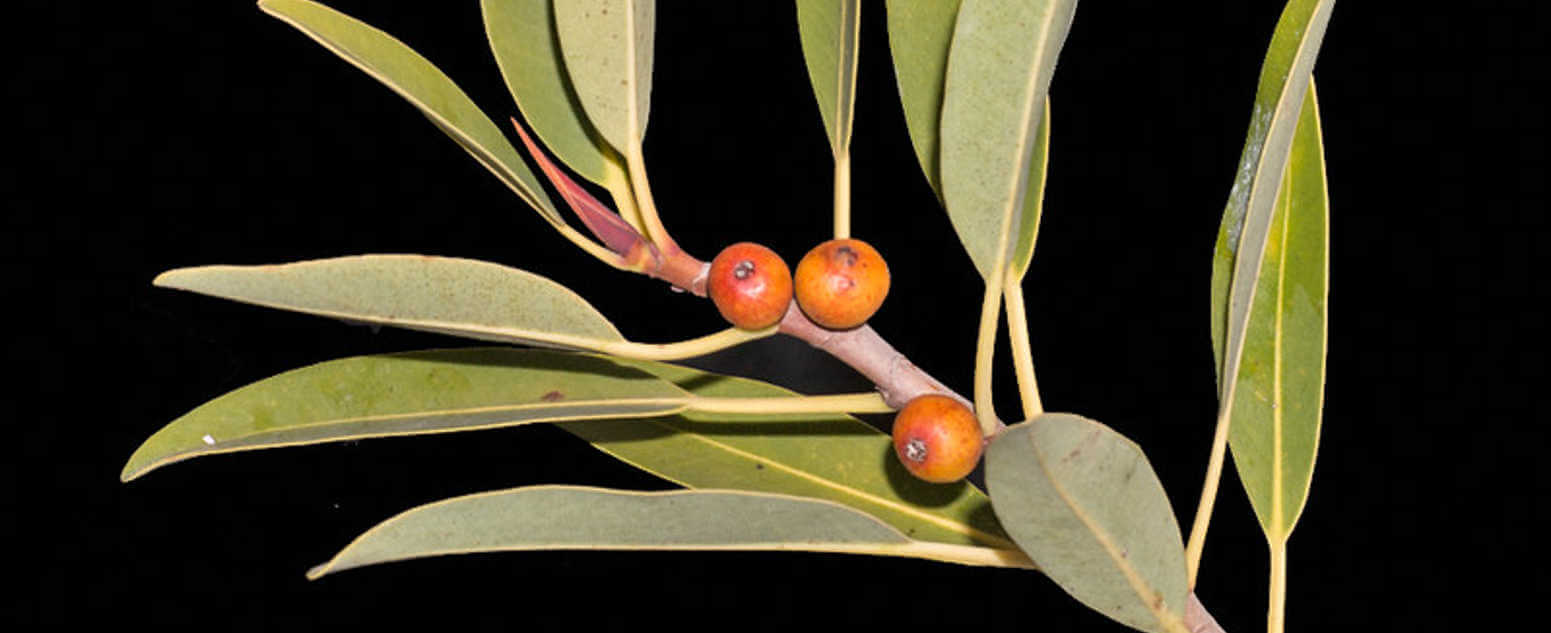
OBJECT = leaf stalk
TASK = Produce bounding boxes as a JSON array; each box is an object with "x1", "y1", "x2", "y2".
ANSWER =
[{"x1": 1002, "y1": 277, "x2": 1044, "y2": 420}]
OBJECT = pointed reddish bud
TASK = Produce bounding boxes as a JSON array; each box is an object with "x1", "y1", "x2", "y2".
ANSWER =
[{"x1": 509, "y1": 117, "x2": 643, "y2": 256}]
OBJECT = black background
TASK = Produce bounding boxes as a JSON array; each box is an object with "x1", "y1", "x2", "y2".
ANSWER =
[{"x1": 13, "y1": 1, "x2": 1546, "y2": 630}]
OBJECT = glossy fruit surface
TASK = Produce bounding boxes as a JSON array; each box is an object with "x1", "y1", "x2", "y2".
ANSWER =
[
  {"x1": 892, "y1": 394, "x2": 983, "y2": 483},
  {"x1": 707, "y1": 242, "x2": 793, "y2": 330},
  {"x1": 793, "y1": 238, "x2": 890, "y2": 329}
]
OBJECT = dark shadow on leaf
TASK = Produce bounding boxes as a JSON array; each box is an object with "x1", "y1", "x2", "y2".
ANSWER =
[
  {"x1": 378, "y1": 347, "x2": 663, "y2": 382},
  {"x1": 656, "y1": 416, "x2": 877, "y2": 437},
  {"x1": 669, "y1": 371, "x2": 731, "y2": 394},
  {"x1": 880, "y1": 441, "x2": 967, "y2": 508}
]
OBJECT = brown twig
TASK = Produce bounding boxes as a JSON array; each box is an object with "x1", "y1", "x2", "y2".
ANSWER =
[
  {"x1": 514, "y1": 122, "x2": 1229, "y2": 632},
  {"x1": 1187, "y1": 592, "x2": 1227, "y2": 633}
]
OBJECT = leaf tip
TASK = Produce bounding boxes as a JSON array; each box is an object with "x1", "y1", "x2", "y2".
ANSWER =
[
  {"x1": 151, "y1": 266, "x2": 203, "y2": 290},
  {"x1": 304, "y1": 562, "x2": 332, "y2": 581},
  {"x1": 120, "y1": 447, "x2": 153, "y2": 483}
]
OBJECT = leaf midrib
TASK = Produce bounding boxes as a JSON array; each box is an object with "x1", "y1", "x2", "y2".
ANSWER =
[
  {"x1": 124, "y1": 399, "x2": 687, "y2": 482},
  {"x1": 831, "y1": 0, "x2": 859, "y2": 152},
  {"x1": 1031, "y1": 426, "x2": 1184, "y2": 632},
  {"x1": 1219, "y1": 0, "x2": 1334, "y2": 406}
]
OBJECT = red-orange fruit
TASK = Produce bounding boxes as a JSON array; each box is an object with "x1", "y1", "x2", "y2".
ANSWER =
[
  {"x1": 707, "y1": 242, "x2": 793, "y2": 330},
  {"x1": 892, "y1": 394, "x2": 984, "y2": 484},
  {"x1": 793, "y1": 238, "x2": 890, "y2": 330}
]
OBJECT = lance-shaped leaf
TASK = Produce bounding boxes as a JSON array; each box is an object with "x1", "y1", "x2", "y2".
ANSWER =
[
  {"x1": 309, "y1": 486, "x2": 1026, "y2": 578},
  {"x1": 1210, "y1": 0, "x2": 1335, "y2": 391},
  {"x1": 939, "y1": 0, "x2": 1075, "y2": 284},
  {"x1": 155, "y1": 255, "x2": 776, "y2": 359},
  {"x1": 986, "y1": 414, "x2": 1189, "y2": 633},
  {"x1": 796, "y1": 0, "x2": 861, "y2": 157},
  {"x1": 122, "y1": 350, "x2": 688, "y2": 482},
  {"x1": 482, "y1": 0, "x2": 625, "y2": 188},
  {"x1": 558, "y1": 361, "x2": 1024, "y2": 557},
  {"x1": 885, "y1": 0, "x2": 960, "y2": 200},
  {"x1": 259, "y1": 0, "x2": 561, "y2": 231},
  {"x1": 156, "y1": 254, "x2": 624, "y2": 348},
  {"x1": 552, "y1": 0, "x2": 654, "y2": 156},
  {"x1": 1227, "y1": 82, "x2": 1328, "y2": 542},
  {"x1": 887, "y1": 0, "x2": 1053, "y2": 274}
]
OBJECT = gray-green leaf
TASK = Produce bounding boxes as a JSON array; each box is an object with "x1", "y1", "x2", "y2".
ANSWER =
[
  {"x1": 154, "y1": 255, "x2": 625, "y2": 350},
  {"x1": 986, "y1": 414, "x2": 1188, "y2": 633},
  {"x1": 553, "y1": 0, "x2": 654, "y2": 155},
  {"x1": 885, "y1": 0, "x2": 961, "y2": 200},
  {"x1": 308, "y1": 486, "x2": 1024, "y2": 578},
  {"x1": 796, "y1": 0, "x2": 861, "y2": 156},
  {"x1": 1009, "y1": 99, "x2": 1051, "y2": 282},
  {"x1": 258, "y1": 0, "x2": 562, "y2": 226},
  {"x1": 939, "y1": 0, "x2": 1076, "y2": 282},
  {"x1": 482, "y1": 0, "x2": 622, "y2": 186},
  {"x1": 1227, "y1": 82, "x2": 1328, "y2": 542},
  {"x1": 121, "y1": 349, "x2": 687, "y2": 482}
]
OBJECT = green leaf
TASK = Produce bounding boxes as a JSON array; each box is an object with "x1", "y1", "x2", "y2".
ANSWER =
[
  {"x1": 552, "y1": 0, "x2": 654, "y2": 155},
  {"x1": 122, "y1": 350, "x2": 688, "y2": 482},
  {"x1": 1226, "y1": 82, "x2": 1328, "y2": 542},
  {"x1": 884, "y1": 0, "x2": 961, "y2": 200},
  {"x1": 796, "y1": 0, "x2": 861, "y2": 156},
  {"x1": 559, "y1": 360, "x2": 1023, "y2": 556},
  {"x1": 258, "y1": 0, "x2": 561, "y2": 228},
  {"x1": 1009, "y1": 99, "x2": 1052, "y2": 282},
  {"x1": 481, "y1": 0, "x2": 622, "y2": 187},
  {"x1": 986, "y1": 414, "x2": 1189, "y2": 633},
  {"x1": 154, "y1": 255, "x2": 626, "y2": 350},
  {"x1": 309, "y1": 486, "x2": 1024, "y2": 578},
  {"x1": 939, "y1": 0, "x2": 1076, "y2": 283},
  {"x1": 1210, "y1": 0, "x2": 1335, "y2": 391}
]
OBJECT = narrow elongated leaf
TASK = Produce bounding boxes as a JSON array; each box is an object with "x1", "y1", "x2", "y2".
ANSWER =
[
  {"x1": 796, "y1": 0, "x2": 861, "y2": 155},
  {"x1": 559, "y1": 361, "x2": 1023, "y2": 556},
  {"x1": 1210, "y1": 0, "x2": 1335, "y2": 390},
  {"x1": 1227, "y1": 83, "x2": 1328, "y2": 541},
  {"x1": 940, "y1": 0, "x2": 1077, "y2": 283},
  {"x1": 258, "y1": 0, "x2": 561, "y2": 227},
  {"x1": 887, "y1": 0, "x2": 1052, "y2": 275},
  {"x1": 310, "y1": 486, "x2": 1023, "y2": 578},
  {"x1": 553, "y1": 0, "x2": 654, "y2": 154},
  {"x1": 986, "y1": 414, "x2": 1189, "y2": 633},
  {"x1": 122, "y1": 350, "x2": 687, "y2": 482},
  {"x1": 482, "y1": 0, "x2": 622, "y2": 187},
  {"x1": 155, "y1": 255, "x2": 626, "y2": 350},
  {"x1": 884, "y1": 0, "x2": 961, "y2": 199}
]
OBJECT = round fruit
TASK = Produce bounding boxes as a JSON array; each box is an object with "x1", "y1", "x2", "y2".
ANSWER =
[
  {"x1": 892, "y1": 394, "x2": 983, "y2": 483},
  {"x1": 793, "y1": 238, "x2": 890, "y2": 329},
  {"x1": 707, "y1": 242, "x2": 793, "y2": 330}
]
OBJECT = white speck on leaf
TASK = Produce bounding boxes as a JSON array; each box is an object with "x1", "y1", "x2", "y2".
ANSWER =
[{"x1": 202, "y1": 434, "x2": 216, "y2": 446}]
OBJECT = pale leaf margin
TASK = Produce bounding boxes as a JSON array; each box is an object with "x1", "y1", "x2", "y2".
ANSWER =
[
  {"x1": 795, "y1": 0, "x2": 862, "y2": 237},
  {"x1": 307, "y1": 486, "x2": 1036, "y2": 579},
  {"x1": 986, "y1": 415, "x2": 1190, "y2": 633},
  {"x1": 1187, "y1": 0, "x2": 1336, "y2": 586},
  {"x1": 479, "y1": 0, "x2": 646, "y2": 233},
  {"x1": 153, "y1": 255, "x2": 775, "y2": 361},
  {"x1": 256, "y1": 0, "x2": 620, "y2": 265},
  {"x1": 938, "y1": 0, "x2": 1078, "y2": 433}
]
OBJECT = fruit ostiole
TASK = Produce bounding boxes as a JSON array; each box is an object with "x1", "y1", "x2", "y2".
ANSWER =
[{"x1": 512, "y1": 116, "x2": 973, "y2": 412}]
